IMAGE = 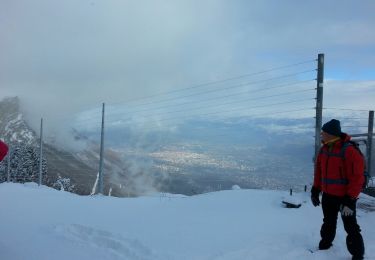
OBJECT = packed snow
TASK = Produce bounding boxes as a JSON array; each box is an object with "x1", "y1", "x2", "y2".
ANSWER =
[{"x1": 0, "y1": 183, "x2": 374, "y2": 260}]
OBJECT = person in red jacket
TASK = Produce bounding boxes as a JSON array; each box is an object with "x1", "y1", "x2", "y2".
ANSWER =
[
  {"x1": 0, "y1": 140, "x2": 8, "y2": 162},
  {"x1": 311, "y1": 119, "x2": 365, "y2": 260}
]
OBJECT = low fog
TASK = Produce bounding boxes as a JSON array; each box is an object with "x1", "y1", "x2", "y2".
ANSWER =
[{"x1": 1, "y1": 0, "x2": 374, "y2": 148}]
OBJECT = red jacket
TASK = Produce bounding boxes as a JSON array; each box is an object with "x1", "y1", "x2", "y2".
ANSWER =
[
  {"x1": 313, "y1": 133, "x2": 364, "y2": 199},
  {"x1": 0, "y1": 140, "x2": 8, "y2": 162}
]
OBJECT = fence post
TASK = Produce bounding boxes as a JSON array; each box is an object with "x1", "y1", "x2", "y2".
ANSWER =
[
  {"x1": 39, "y1": 118, "x2": 43, "y2": 186},
  {"x1": 7, "y1": 145, "x2": 11, "y2": 182},
  {"x1": 314, "y1": 53, "x2": 324, "y2": 161},
  {"x1": 97, "y1": 103, "x2": 105, "y2": 195},
  {"x1": 367, "y1": 110, "x2": 374, "y2": 180}
]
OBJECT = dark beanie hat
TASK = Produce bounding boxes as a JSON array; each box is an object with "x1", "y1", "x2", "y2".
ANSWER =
[{"x1": 322, "y1": 119, "x2": 341, "y2": 136}]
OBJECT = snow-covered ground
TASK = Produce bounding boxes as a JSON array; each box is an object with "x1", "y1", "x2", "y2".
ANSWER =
[{"x1": 0, "y1": 183, "x2": 374, "y2": 260}]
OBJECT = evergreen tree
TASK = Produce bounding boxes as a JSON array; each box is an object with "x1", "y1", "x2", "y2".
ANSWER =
[
  {"x1": 0, "y1": 144, "x2": 47, "y2": 184},
  {"x1": 52, "y1": 176, "x2": 75, "y2": 192}
]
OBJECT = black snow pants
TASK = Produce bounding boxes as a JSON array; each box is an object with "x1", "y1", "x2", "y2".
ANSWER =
[{"x1": 320, "y1": 193, "x2": 365, "y2": 257}]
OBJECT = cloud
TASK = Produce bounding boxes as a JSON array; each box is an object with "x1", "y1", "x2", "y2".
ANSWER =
[
  {"x1": 0, "y1": 0, "x2": 374, "y2": 142},
  {"x1": 324, "y1": 80, "x2": 375, "y2": 109}
]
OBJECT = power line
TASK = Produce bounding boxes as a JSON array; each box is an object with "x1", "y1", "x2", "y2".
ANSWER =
[
  {"x1": 72, "y1": 106, "x2": 316, "y2": 134},
  {"x1": 108, "y1": 79, "x2": 316, "y2": 116},
  {"x1": 323, "y1": 107, "x2": 370, "y2": 112},
  {"x1": 71, "y1": 68, "x2": 316, "y2": 125},
  {"x1": 71, "y1": 63, "x2": 317, "y2": 127},
  {"x1": 103, "y1": 99, "x2": 315, "y2": 127},
  {"x1": 107, "y1": 69, "x2": 316, "y2": 109},
  {"x1": 118, "y1": 98, "x2": 313, "y2": 124},
  {"x1": 115, "y1": 107, "x2": 315, "y2": 133},
  {"x1": 105, "y1": 88, "x2": 315, "y2": 120},
  {"x1": 323, "y1": 117, "x2": 368, "y2": 120},
  {"x1": 281, "y1": 128, "x2": 315, "y2": 132},
  {"x1": 73, "y1": 101, "x2": 314, "y2": 130},
  {"x1": 242, "y1": 107, "x2": 314, "y2": 118},
  {"x1": 94, "y1": 107, "x2": 313, "y2": 134},
  {"x1": 83, "y1": 98, "x2": 314, "y2": 130},
  {"x1": 107, "y1": 59, "x2": 316, "y2": 106},
  {"x1": 75, "y1": 78, "x2": 316, "y2": 124},
  {"x1": 341, "y1": 125, "x2": 368, "y2": 128}
]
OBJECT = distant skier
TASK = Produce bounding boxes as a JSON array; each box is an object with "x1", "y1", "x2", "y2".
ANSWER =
[
  {"x1": 311, "y1": 119, "x2": 365, "y2": 260},
  {"x1": 0, "y1": 140, "x2": 8, "y2": 162}
]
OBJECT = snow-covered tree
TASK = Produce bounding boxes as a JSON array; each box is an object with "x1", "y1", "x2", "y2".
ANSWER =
[
  {"x1": 52, "y1": 176, "x2": 75, "y2": 192},
  {"x1": 0, "y1": 144, "x2": 47, "y2": 184}
]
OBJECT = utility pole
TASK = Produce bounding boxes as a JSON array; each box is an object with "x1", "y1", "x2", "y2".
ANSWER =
[
  {"x1": 97, "y1": 103, "x2": 105, "y2": 194},
  {"x1": 367, "y1": 110, "x2": 374, "y2": 180},
  {"x1": 7, "y1": 145, "x2": 11, "y2": 182},
  {"x1": 314, "y1": 53, "x2": 324, "y2": 161},
  {"x1": 39, "y1": 118, "x2": 43, "y2": 186}
]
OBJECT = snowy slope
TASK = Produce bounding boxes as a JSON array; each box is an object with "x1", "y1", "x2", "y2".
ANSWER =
[
  {"x1": 0, "y1": 97, "x2": 37, "y2": 146},
  {"x1": 0, "y1": 183, "x2": 374, "y2": 260}
]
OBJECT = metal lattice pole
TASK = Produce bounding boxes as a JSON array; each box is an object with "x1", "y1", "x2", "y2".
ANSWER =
[
  {"x1": 39, "y1": 118, "x2": 43, "y2": 186},
  {"x1": 7, "y1": 145, "x2": 11, "y2": 182},
  {"x1": 98, "y1": 103, "x2": 105, "y2": 194},
  {"x1": 367, "y1": 110, "x2": 374, "y2": 179},
  {"x1": 314, "y1": 53, "x2": 324, "y2": 161}
]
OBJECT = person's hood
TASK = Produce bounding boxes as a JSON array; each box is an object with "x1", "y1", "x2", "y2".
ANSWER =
[{"x1": 340, "y1": 132, "x2": 351, "y2": 142}]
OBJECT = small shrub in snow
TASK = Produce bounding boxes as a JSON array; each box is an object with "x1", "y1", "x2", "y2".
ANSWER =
[
  {"x1": 53, "y1": 176, "x2": 75, "y2": 192},
  {"x1": 232, "y1": 185, "x2": 241, "y2": 190},
  {"x1": 368, "y1": 177, "x2": 375, "y2": 188}
]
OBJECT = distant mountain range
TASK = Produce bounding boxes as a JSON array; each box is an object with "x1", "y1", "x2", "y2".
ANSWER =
[
  {"x1": 76, "y1": 113, "x2": 318, "y2": 194},
  {"x1": 1, "y1": 97, "x2": 373, "y2": 196},
  {"x1": 0, "y1": 97, "x2": 129, "y2": 196}
]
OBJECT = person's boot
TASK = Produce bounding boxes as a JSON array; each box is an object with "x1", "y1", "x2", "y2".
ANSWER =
[
  {"x1": 347, "y1": 234, "x2": 364, "y2": 260},
  {"x1": 319, "y1": 240, "x2": 332, "y2": 250}
]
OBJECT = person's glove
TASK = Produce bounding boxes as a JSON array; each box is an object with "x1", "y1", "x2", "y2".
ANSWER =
[
  {"x1": 311, "y1": 186, "x2": 321, "y2": 207},
  {"x1": 341, "y1": 206, "x2": 354, "y2": 217},
  {"x1": 340, "y1": 195, "x2": 356, "y2": 217}
]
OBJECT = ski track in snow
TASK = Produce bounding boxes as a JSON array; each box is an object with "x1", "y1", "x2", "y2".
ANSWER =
[
  {"x1": 1, "y1": 184, "x2": 375, "y2": 260},
  {"x1": 54, "y1": 224, "x2": 158, "y2": 260}
]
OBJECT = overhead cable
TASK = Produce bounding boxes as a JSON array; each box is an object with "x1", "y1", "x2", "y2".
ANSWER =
[
  {"x1": 107, "y1": 98, "x2": 315, "y2": 125},
  {"x1": 108, "y1": 59, "x2": 316, "y2": 105},
  {"x1": 323, "y1": 107, "x2": 370, "y2": 112},
  {"x1": 106, "y1": 88, "x2": 316, "y2": 120},
  {"x1": 111, "y1": 79, "x2": 316, "y2": 115},
  {"x1": 108, "y1": 69, "x2": 316, "y2": 108}
]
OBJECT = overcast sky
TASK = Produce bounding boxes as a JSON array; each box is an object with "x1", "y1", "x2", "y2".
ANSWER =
[{"x1": 1, "y1": 0, "x2": 374, "y2": 136}]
